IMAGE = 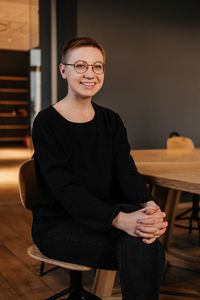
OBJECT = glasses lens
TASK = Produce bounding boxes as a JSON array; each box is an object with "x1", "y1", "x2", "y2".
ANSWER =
[
  {"x1": 93, "y1": 62, "x2": 104, "y2": 74},
  {"x1": 74, "y1": 61, "x2": 87, "y2": 73}
]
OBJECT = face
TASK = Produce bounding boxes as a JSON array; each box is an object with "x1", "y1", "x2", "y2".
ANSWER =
[{"x1": 60, "y1": 47, "x2": 105, "y2": 100}]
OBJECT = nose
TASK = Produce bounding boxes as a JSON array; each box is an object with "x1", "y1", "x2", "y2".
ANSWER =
[{"x1": 84, "y1": 65, "x2": 95, "y2": 78}]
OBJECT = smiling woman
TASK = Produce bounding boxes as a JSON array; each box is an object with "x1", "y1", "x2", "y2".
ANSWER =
[
  {"x1": 31, "y1": 37, "x2": 167, "y2": 300},
  {"x1": 58, "y1": 46, "x2": 105, "y2": 111}
]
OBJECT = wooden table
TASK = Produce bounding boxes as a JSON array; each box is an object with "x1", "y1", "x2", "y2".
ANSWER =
[
  {"x1": 132, "y1": 148, "x2": 200, "y2": 194},
  {"x1": 131, "y1": 148, "x2": 200, "y2": 248},
  {"x1": 93, "y1": 148, "x2": 200, "y2": 298}
]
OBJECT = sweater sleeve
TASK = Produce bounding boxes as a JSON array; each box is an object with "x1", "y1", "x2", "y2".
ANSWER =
[
  {"x1": 32, "y1": 115, "x2": 119, "y2": 231},
  {"x1": 113, "y1": 114, "x2": 152, "y2": 204}
]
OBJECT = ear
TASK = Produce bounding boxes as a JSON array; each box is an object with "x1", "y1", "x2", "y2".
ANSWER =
[{"x1": 59, "y1": 63, "x2": 67, "y2": 79}]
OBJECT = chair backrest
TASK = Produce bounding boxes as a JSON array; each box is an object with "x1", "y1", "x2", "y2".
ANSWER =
[
  {"x1": 19, "y1": 159, "x2": 36, "y2": 210},
  {"x1": 167, "y1": 136, "x2": 195, "y2": 150}
]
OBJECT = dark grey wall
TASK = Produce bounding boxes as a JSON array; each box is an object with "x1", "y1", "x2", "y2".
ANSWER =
[
  {"x1": 57, "y1": 0, "x2": 77, "y2": 101},
  {"x1": 39, "y1": 0, "x2": 77, "y2": 108},
  {"x1": 77, "y1": 0, "x2": 200, "y2": 149},
  {"x1": 39, "y1": 0, "x2": 51, "y2": 109}
]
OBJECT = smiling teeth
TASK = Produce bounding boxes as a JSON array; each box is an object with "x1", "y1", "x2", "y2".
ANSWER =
[{"x1": 82, "y1": 82, "x2": 95, "y2": 86}]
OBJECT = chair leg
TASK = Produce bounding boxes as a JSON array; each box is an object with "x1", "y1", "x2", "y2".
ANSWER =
[
  {"x1": 45, "y1": 270, "x2": 102, "y2": 300},
  {"x1": 195, "y1": 197, "x2": 200, "y2": 246},
  {"x1": 175, "y1": 194, "x2": 200, "y2": 234},
  {"x1": 39, "y1": 261, "x2": 44, "y2": 275},
  {"x1": 192, "y1": 194, "x2": 199, "y2": 220},
  {"x1": 80, "y1": 288, "x2": 102, "y2": 299},
  {"x1": 176, "y1": 207, "x2": 192, "y2": 220},
  {"x1": 198, "y1": 218, "x2": 200, "y2": 247},
  {"x1": 70, "y1": 269, "x2": 82, "y2": 287},
  {"x1": 45, "y1": 287, "x2": 70, "y2": 300},
  {"x1": 39, "y1": 261, "x2": 59, "y2": 276},
  {"x1": 189, "y1": 194, "x2": 200, "y2": 234},
  {"x1": 67, "y1": 288, "x2": 101, "y2": 300},
  {"x1": 189, "y1": 214, "x2": 193, "y2": 233},
  {"x1": 70, "y1": 271, "x2": 101, "y2": 299}
]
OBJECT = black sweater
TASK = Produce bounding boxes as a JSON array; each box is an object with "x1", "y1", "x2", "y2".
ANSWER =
[{"x1": 31, "y1": 102, "x2": 152, "y2": 232}]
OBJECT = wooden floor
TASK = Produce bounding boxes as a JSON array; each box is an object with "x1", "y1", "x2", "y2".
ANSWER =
[{"x1": 0, "y1": 147, "x2": 199, "y2": 300}]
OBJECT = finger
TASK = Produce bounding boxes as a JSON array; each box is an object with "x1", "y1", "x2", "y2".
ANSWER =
[
  {"x1": 137, "y1": 223, "x2": 168, "y2": 238},
  {"x1": 135, "y1": 230, "x2": 156, "y2": 238},
  {"x1": 143, "y1": 207, "x2": 160, "y2": 214},
  {"x1": 142, "y1": 237, "x2": 157, "y2": 244},
  {"x1": 142, "y1": 206, "x2": 159, "y2": 212},
  {"x1": 137, "y1": 215, "x2": 167, "y2": 225},
  {"x1": 145, "y1": 203, "x2": 160, "y2": 210},
  {"x1": 144, "y1": 210, "x2": 166, "y2": 219},
  {"x1": 145, "y1": 209, "x2": 161, "y2": 215},
  {"x1": 151, "y1": 211, "x2": 166, "y2": 218},
  {"x1": 137, "y1": 217, "x2": 165, "y2": 225},
  {"x1": 157, "y1": 221, "x2": 168, "y2": 229},
  {"x1": 153, "y1": 221, "x2": 168, "y2": 230},
  {"x1": 154, "y1": 227, "x2": 167, "y2": 238},
  {"x1": 140, "y1": 222, "x2": 168, "y2": 235},
  {"x1": 138, "y1": 221, "x2": 168, "y2": 231},
  {"x1": 136, "y1": 226, "x2": 160, "y2": 234},
  {"x1": 145, "y1": 200, "x2": 159, "y2": 208}
]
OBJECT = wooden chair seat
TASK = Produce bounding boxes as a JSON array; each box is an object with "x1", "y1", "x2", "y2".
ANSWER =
[{"x1": 28, "y1": 244, "x2": 92, "y2": 271}]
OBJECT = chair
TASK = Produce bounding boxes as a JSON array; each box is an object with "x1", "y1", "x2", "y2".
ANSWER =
[
  {"x1": 167, "y1": 132, "x2": 195, "y2": 150},
  {"x1": 167, "y1": 133, "x2": 200, "y2": 245},
  {"x1": 19, "y1": 159, "x2": 101, "y2": 300}
]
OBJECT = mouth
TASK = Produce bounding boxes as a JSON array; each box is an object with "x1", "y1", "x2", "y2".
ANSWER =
[{"x1": 80, "y1": 82, "x2": 96, "y2": 87}]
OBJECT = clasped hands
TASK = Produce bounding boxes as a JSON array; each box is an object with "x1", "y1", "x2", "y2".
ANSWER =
[
  {"x1": 112, "y1": 200, "x2": 168, "y2": 244},
  {"x1": 135, "y1": 200, "x2": 168, "y2": 244}
]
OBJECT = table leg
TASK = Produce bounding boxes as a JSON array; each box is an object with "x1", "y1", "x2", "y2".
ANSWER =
[
  {"x1": 162, "y1": 188, "x2": 181, "y2": 249},
  {"x1": 151, "y1": 186, "x2": 181, "y2": 249}
]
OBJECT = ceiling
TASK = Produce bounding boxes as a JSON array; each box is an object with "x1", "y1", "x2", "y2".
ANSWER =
[{"x1": 0, "y1": 0, "x2": 39, "y2": 51}]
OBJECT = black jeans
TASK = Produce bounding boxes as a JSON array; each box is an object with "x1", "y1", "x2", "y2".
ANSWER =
[{"x1": 32, "y1": 203, "x2": 165, "y2": 300}]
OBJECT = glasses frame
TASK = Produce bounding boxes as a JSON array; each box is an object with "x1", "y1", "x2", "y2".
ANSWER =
[{"x1": 62, "y1": 60, "x2": 105, "y2": 75}]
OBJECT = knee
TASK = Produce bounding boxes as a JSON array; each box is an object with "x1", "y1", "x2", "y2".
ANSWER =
[{"x1": 116, "y1": 233, "x2": 165, "y2": 264}]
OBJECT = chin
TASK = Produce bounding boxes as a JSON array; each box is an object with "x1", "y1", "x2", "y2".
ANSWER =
[
  {"x1": 81, "y1": 93, "x2": 97, "y2": 99},
  {"x1": 80, "y1": 89, "x2": 100, "y2": 98}
]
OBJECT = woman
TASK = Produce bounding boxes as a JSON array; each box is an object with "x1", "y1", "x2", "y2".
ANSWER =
[{"x1": 32, "y1": 37, "x2": 167, "y2": 300}]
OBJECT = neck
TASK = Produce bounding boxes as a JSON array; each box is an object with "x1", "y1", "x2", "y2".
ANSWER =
[{"x1": 60, "y1": 94, "x2": 94, "y2": 115}]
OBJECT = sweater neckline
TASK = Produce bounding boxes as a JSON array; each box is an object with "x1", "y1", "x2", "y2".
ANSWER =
[{"x1": 50, "y1": 102, "x2": 97, "y2": 125}]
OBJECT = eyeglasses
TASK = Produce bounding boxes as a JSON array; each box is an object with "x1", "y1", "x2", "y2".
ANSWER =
[{"x1": 62, "y1": 60, "x2": 105, "y2": 75}]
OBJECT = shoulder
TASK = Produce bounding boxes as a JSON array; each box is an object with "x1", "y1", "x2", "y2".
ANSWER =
[
  {"x1": 94, "y1": 104, "x2": 128, "y2": 141},
  {"x1": 32, "y1": 106, "x2": 58, "y2": 139},
  {"x1": 33, "y1": 106, "x2": 54, "y2": 128},
  {"x1": 93, "y1": 102, "x2": 122, "y2": 126}
]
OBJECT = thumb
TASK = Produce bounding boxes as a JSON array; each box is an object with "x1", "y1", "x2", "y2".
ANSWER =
[{"x1": 144, "y1": 207, "x2": 159, "y2": 215}]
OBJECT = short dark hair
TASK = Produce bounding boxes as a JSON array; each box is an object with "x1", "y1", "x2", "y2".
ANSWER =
[{"x1": 61, "y1": 37, "x2": 106, "y2": 63}]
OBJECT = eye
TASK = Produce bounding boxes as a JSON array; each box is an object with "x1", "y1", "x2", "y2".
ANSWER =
[
  {"x1": 94, "y1": 64, "x2": 102, "y2": 70},
  {"x1": 93, "y1": 63, "x2": 103, "y2": 73},
  {"x1": 75, "y1": 61, "x2": 87, "y2": 70}
]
